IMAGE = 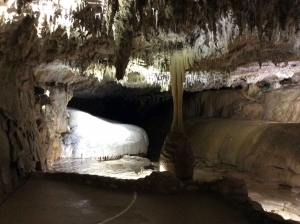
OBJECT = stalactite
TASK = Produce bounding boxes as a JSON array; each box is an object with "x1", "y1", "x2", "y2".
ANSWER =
[
  {"x1": 114, "y1": 0, "x2": 136, "y2": 80},
  {"x1": 169, "y1": 48, "x2": 195, "y2": 132},
  {"x1": 17, "y1": 0, "x2": 24, "y2": 14},
  {"x1": 104, "y1": 0, "x2": 118, "y2": 34}
]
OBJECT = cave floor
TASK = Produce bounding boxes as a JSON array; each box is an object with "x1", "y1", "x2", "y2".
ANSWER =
[
  {"x1": 50, "y1": 156, "x2": 300, "y2": 223},
  {"x1": 0, "y1": 178, "x2": 249, "y2": 224},
  {"x1": 193, "y1": 161, "x2": 300, "y2": 222},
  {"x1": 50, "y1": 155, "x2": 153, "y2": 180}
]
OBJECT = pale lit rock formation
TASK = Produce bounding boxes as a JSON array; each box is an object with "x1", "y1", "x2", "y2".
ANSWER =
[
  {"x1": 185, "y1": 118, "x2": 300, "y2": 188},
  {"x1": 61, "y1": 109, "x2": 148, "y2": 160}
]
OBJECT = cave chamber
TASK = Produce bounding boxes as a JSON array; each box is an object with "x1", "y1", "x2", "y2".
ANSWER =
[{"x1": 2, "y1": 0, "x2": 300, "y2": 223}]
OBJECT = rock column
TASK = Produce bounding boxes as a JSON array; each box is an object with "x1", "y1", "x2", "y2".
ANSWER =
[{"x1": 159, "y1": 49, "x2": 195, "y2": 180}]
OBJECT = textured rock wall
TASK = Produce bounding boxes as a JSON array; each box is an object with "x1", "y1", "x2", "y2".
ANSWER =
[
  {"x1": 184, "y1": 86, "x2": 300, "y2": 123},
  {"x1": 0, "y1": 15, "x2": 73, "y2": 202},
  {"x1": 40, "y1": 84, "x2": 73, "y2": 165},
  {"x1": 0, "y1": 68, "x2": 72, "y2": 203},
  {"x1": 260, "y1": 86, "x2": 300, "y2": 122},
  {"x1": 183, "y1": 89, "x2": 265, "y2": 120},
  {"x1": 0, "y1": 64, "x2": 49, "y2": 203},
  {"x1": 185, "y1": 118, "x2": 300, "y2": 187}
]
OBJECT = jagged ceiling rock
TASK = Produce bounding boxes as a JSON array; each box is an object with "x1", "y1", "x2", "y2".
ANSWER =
[{"x1": 1, "y1": 0, "x2": 300, "y2": 92}]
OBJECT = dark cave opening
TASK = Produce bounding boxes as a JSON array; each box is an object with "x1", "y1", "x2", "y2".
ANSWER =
[{"x1": 67, "y1": 86, "x2": 249, "y2": 160}]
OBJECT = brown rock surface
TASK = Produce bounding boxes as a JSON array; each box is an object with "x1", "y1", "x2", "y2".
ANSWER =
[
  {"x1": 159, "y1": 132, "x2": 194, "y2": 181},
  {"x1": 185, "y1": 118, "x2": 300, "y2": 187}
]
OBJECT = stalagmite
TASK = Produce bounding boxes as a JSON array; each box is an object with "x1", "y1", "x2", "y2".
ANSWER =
[{"x1": 159, "y1": 48, "x2": 195, "y2": 180}]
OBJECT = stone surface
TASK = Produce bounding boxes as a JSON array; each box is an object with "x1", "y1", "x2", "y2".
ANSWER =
[
  {"x1": 185, "y1": 118, "x2": 300, "y2": 188},
  {"x1": 159, "y1": 132, "x2": 194, "y2": 181},
  {"x1": 143, "y1": 115, "x2": 300, "y2": 188},
  {"x1": 184, "y1": 86, "x2": 300, "y2": 123},
  {"x1": 25, "y1": 160, "x2": 300, "y2": 223},
  {"x1": 183, "y1": 89, "x2": 265, "y2": 120},
  {"x1": 261, "y1": 86, "x2": 300, "y2": 123},
  {"x1": 193, "y1": 161, "x2": 300, "y2": 223},
  {"x1": 0, "y1": 64, "x2": 49, "y2": 203},
  {"x1": 51, "y1": 155, "x2": 152, "y2": 180},
  {"x1": 0, "y1": 178, "x2": 251, "y2": 224},
  {"x1": 61, "y1": 109, "x2": 148, "y2": 159}
]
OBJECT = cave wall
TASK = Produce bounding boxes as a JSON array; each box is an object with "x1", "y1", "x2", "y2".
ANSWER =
[
  {"x1": 185, "y1": 118, "x2": 300, "y2": 187},
  {"x1": 183, "y1": 89, "x2": 265, "y2": 120},
  {"x1": 70, "y1": 84, "x2": 300, "y2": 128},
  {"x1": 0, "y1": 66, "x2": 73, "y2": 204},
  {"x1": 39, "y1": 84, "x2": 73, "y2": 165},
  {"x1": 0, "y1": 15, "x2": 73, "y2": 203},
  {"x1": 0, "y1": 64, "x2": 49, "y2": 203},
  {"x1": 184, "y1": 85, "x2": 300, "y2": 122}
]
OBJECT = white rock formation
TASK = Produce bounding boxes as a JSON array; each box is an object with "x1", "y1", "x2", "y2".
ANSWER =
[{"x1": 61, "y1": 109, "x2": 148, "y2": 159}]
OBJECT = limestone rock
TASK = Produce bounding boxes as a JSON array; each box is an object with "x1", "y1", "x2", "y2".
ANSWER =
[
  {"x1": 185, "y1": 118, "x2": 300, "y2": 187},
  {"x1": 159, "y1": 132, "x2": 194, "y2": 181},
  {"x1": 183, "y1": 90, "x2": 265, "y2": 120}
]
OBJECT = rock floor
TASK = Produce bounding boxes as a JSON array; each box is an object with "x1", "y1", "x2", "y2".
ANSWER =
[
  {"x1": 0, "y1": 178, "x2": 249, "y2": 224},
  {"x1": 50, "y1": 156, "x2": 300, "y2": 223},
  {"x1": 193, "y1": 162, "x2": 300, "y2": 222}
]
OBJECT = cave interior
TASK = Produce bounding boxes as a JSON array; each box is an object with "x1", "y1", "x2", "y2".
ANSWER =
[{"x1": 1, "y1": 0, "x2": 300, "y2": 223}]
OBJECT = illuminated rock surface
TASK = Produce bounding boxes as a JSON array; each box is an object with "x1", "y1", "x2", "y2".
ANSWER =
[
  {"x1": 186, "y1": 118, "x2": 300, "y2": 188},
  {"x1": 145, "y1": 115, "x2": 300, "y2": 188},
  {"x1": 61, "y1": 109, "x2": 148, "y2": 159},
  {"x1": 193, "y1": 161, "x2": 300, "y2": 223},
  {"x1": 51, "y1": 155, "x2": 153, "y2": 179}
]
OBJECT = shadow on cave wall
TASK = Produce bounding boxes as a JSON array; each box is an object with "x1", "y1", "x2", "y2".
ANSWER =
[{"x1": 68, "y1": 85, "x2": 173, "y2": 125}]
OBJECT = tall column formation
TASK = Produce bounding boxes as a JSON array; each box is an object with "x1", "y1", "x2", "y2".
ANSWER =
[{"x1": 159, "y1": 49, "x2": 195, "y2": 180}]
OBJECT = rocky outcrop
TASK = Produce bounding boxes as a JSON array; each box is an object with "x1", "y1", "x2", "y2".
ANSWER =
[{"x1": 0, "y1": 18, "x2": 75, "y2": 202}]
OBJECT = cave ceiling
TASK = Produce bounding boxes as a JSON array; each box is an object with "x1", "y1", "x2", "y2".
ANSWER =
[{"x1": 1, "y1": 0, "x2": 300, "y2": 92}]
